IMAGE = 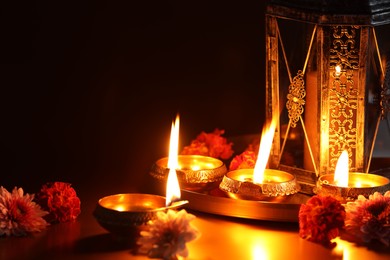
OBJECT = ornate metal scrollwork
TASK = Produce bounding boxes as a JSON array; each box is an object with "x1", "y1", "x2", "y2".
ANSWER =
[
  {"x1": 328, "y1": 26, "x2": 360, "y2": 171},
  {"x1": 286, "y1": 70, "x2": 306, "y2": 128}
]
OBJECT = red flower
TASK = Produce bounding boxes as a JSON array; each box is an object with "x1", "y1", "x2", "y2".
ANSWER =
[
  {"x1": 229, "y1": 150, "x2": 257, "y2": 171},
  {"x1": 299, "y1": 195, "x2": 345, "y2": 246},
  {"x1": 35, "y1": 182, "x2": 81, "y2": 223},
  {"x1": 181, "y1": 129, "x2": 234, "y2": 160}
]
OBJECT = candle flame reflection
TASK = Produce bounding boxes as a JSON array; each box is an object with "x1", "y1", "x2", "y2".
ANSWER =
[
  {"x1": 191, "y1": 165, "x2": 200, "y2": 171},
  {"x1": 253, "y1": 118, "x2": 277, "y2": 184},
  {"x1": 166, "y1": 114, "x2": 181, "y2": 206},
  {"x1": 335, "y1": 65, "x2": 342, "y2": 76},
  {"x1": 334, "y1": 150, "x2": 349, "y2": 187},
  {"x1": 114, "y1": 205, "x2": 125, "y2": 212},
  {"x1": 252, "y1": 243, "x2": 268, "y2": 260},
  {"x1": 333, "y1": 239, "x2": 350, "y2": 260}
]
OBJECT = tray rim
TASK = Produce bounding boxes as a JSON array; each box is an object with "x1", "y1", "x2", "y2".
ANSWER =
[{"x1": 181, "y1": 189, "x2": 310, "y2": 222}]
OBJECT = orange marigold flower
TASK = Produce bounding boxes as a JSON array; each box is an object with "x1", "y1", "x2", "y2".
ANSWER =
[
  {"x1": 181, "y1": 140, "x2": 209, "y2": 157},
  {"x1": 299, "y1": 195, "x2": 345, "y2": 247},
  {"x1": 229, "y1": 150, "x2": 257, "y2": 171},
  {"x1": 35, "y1": 182, "x2": 81, "y2": 223},
  {"x1": 181, "y1": 129, "x2": 234, "y2": 160}
]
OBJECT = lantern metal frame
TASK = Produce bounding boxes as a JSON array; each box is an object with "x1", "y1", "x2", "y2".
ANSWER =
[{"x1": 265, "y1": 0, "x2": 390, "y2": 194}]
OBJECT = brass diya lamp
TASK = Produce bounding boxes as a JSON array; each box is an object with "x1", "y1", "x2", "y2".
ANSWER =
[
  {"x1": 94, "y1": 114, "x2": 188, "y2": 240},
  {"x1": 150, "y1": 154, "x2": 227, "y2": 191},
  {"x1": 315, "y1": 150, "x2": 390, "y2": 202},
  {"x1": 219, "y1": 168, "x2": 299, "y2": 201},
  {"x1": 150, "y1": 114, "x2": 227, "y2": 191},
  {"x1": 93, "y1": 193, "x2": 188, "y2": 239},
  {"x1": 219, "y1": 119, "x2": 300, "y2": 201},
  {"x1": 94, "y1": 168, "x2": 188, "y2": 240}
]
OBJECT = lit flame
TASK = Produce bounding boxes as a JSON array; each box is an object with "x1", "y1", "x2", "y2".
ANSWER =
[
  {"x1": 334, "y1": 150, "x2": 349, "y2": 187},
  {"x1": 166, "y1": 114, "x2": 181, "y2": 206},
  {"x1": 253, "y1": 119, "x2": 277, "y2": 184}
]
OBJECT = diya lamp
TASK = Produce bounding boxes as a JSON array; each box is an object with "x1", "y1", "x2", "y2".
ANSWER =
[
  {"x1": 93, "y1": 116, "x2": 188, "y2": 240},
  {"x1": 219, "y1": 119, "x2": 300, "y2": 201},
  {"x1": 150, "y1": 115, "x2": 228, "y2": 192},
  {"x1": 93, "y1": 193, "x2": 187, "y2": 240},
  {"x1": 315, "y1": 150, "x2": 390, "y2": 202}
]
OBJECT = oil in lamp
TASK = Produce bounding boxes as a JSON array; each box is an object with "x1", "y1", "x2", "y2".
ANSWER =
[
  {"x1": 315, "y1": 150, "x2": 390, "y2": 202},
  {"x1": 150, "y1": 115, "x2": 228, "y2": 192},
  {"x1": 265, "y1": 0, "x2": 390, "y2": 194},
  {"x1": 219, "y1": 119, "x2": 300, "y2": 201}
]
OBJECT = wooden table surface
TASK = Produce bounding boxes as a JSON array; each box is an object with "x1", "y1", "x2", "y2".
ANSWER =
[{"x1": 1, "y1": 178, "x2": 390, "y2": 260}]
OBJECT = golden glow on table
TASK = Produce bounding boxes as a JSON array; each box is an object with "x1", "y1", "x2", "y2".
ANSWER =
[{"x1": 185, "y1": 214, "x2": 390, "y2": 260}]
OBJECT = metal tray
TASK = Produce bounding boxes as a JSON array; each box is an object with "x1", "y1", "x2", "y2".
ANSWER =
[
  {"x1": 181, "y1": 166, "x2": 390, "y2": 222},
  {"x1": 181, "y1": 188, "x2": 310, "y2": 222}
]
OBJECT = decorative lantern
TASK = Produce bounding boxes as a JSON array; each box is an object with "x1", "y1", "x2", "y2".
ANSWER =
[{"x1": 265, "y1": 0, "x2": 390, "y2": 194}]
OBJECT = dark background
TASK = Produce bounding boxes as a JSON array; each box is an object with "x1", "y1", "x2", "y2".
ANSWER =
[{"x1": 0, "y1": 1, "x2": 267, "y2": 195}]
